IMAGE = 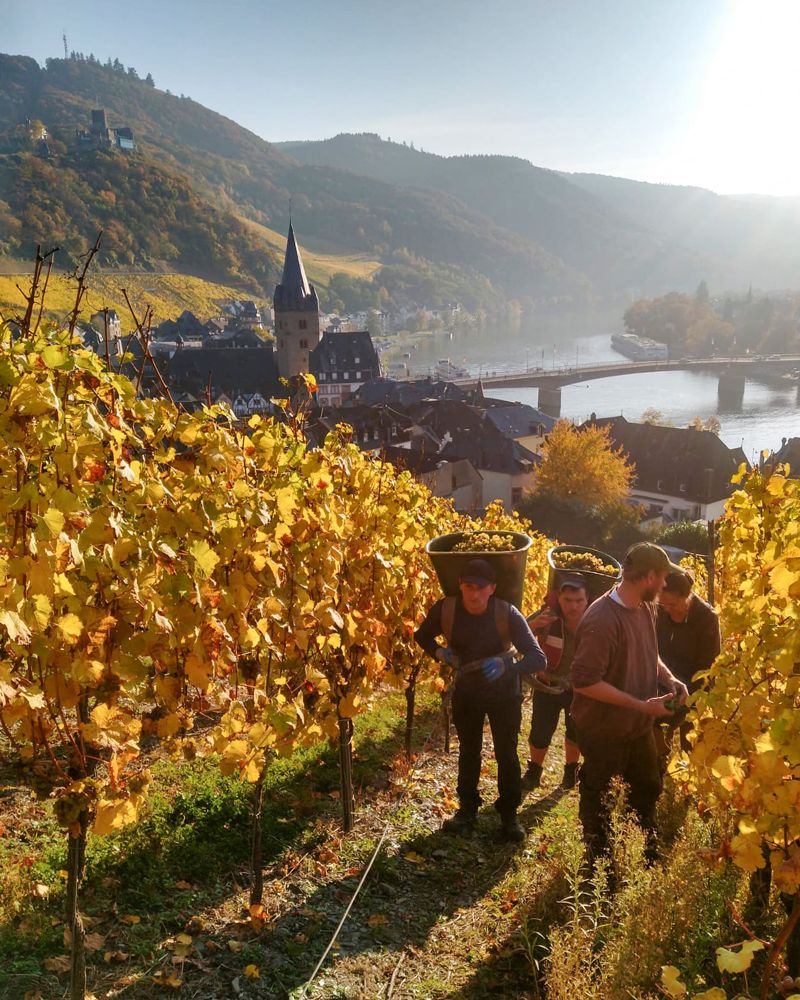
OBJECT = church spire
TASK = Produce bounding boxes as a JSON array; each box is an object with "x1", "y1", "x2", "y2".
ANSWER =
[
  {"x1": 274, "y1": 223, "x2": 317, "y2": 312},
  {"x1": 281, "y1": 223, "x2": 311, "y2": 298}
]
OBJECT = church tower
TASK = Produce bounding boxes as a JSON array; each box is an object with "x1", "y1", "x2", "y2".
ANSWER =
[{"x1": 273, "y1": 224, "x2": 320, "y2": 379}]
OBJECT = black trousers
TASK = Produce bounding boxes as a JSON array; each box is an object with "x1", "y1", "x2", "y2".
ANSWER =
[
  {"x1": 452, "y1": 686, "x2": 522, "y2": 818},
  {"x1": 577, "y1": 727, "x2": 662, "y2": 860}
]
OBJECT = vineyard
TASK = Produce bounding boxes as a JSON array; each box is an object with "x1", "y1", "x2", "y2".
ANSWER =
[{"x1": 1, "y1": 260, "x2": 799, "y2": 999}]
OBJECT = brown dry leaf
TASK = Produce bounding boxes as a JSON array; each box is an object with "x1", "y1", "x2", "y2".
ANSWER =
[
  {"x1": 32, "y1": 882, "x2": 50, "y2": 899},
  {"x1": 43, "y1": 955, "x2": 72, "y2": 973},
  {"x1": 23, "y1": 991, "x2": 43, "y2": 1000},
  {"x1": 204, "y1": 939, "x2": 222, "y2": 952},
  {"x1": 120, "y1": 914, "x2": 141, "y2": 925},
  {"x1": 367, "y1": 913, "x2": 388, "y2": 927},
  {"x1": 85, "y1": 932, "x2": 106, "y2": 953},
  {"x1": 174, "y1": 880, "x2": 193, "y2": 890},
  {"x1": 227, "y1": 939, "x2": 244, "y2": 952},
  {"x1": 402, "y1": 851, "x2": 425, "y2": 864},
  {"x1": 104, "y1": 950, "x2": 130, "y2": 963}
]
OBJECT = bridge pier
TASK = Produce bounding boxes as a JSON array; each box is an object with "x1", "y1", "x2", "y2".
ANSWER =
[
  {"x1": 718, "y1": 372, "x2": 745, "y2": 409},
  {"x1": 538, "y1": 386, "x2": 562, "y2": 419}
]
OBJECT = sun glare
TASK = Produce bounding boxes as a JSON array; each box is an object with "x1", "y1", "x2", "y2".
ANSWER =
[{"x1": 680, "y1": 0, "x2": 800, "y2": 195}]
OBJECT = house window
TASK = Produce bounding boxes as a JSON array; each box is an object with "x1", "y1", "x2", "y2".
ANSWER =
[
  {"x1": 679, "y1": 484, "x2": 688, "y2": 493},
  {"x1": 356, "y1": 370, "x2": 362, "y2": 379},
  {"x1": 354, "y1": 356, "x2": 360, "y2": 363},
  {"x1": 299, "y1": 319, "x2": 307, "y2": 330},
  {"x1": 300, "y1": 339, "x2": 308, "y2": 349},
  {"x1": 512, "y1": 487, "x2": 523, "y2": 503},
  {"x1": 343, "y1": 371, "x2": 349, "y2": 380},
  {"x1": 318, "y1": 372, "x2": 326, "y2": 382}
]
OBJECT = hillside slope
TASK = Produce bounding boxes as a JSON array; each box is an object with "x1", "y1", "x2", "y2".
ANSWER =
[
  {"x1": 278, "y1": 133, "x2": 716, "y2": 294},
  {"x1": 0, "y1": 55, "x2": 586, "y2": 310},
  {"x1": 563, "y1": 171, "x2": 800, "y2": 291}
]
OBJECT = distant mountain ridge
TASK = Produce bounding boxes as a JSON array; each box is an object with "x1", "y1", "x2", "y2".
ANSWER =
[{"x1": 2, "y1": 54, "x2": 800, "y2": 313}]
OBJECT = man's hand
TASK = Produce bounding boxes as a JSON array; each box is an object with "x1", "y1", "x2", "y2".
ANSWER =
[
  {"x1": 436, "y1": 646, "x2": 458, "y2": 667},
  {"x1": 669, "y1": 679, "x2": 690, "y2": 707},
  {"x1": 481, "y1": 656, "x2": 506, "y2": 682},
  {"x1": 643, "y1": 693, "x2": 678, "y2": 718},
  {"x1": 527, "y1": 608, "x2": 557, "y2": 631}
]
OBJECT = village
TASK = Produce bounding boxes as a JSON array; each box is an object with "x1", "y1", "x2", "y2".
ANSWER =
[{"x1": 69, "y1": 223, "x2": 775, "y2": 540}]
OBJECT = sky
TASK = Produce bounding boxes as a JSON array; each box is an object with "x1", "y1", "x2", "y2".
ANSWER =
[{"x1": 5, "y1": 0, "x2": 800, "y2": 196}]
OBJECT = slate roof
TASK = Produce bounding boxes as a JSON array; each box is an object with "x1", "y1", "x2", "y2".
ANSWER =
[
  {"x1": 273, "y1": 224, "x2": 319, "y2": 313},
  {"x1": 164, "y1": 346, "x2": 284, "y2": 400},
  {"x1": 583, "y1": 416, "x2": 748, "y2": 502},
  {"x1": 484, "y1": 402, "x2": 555, "y2": 438},
  {"x1": 402, "y1": 399, "x2": 538, "y2": 476},
  {"x1": 310, "y1": 330, "x2": 380, "y2": 377},
  {"x1": 772, "y1": 437, "x2": 800, "y2": 476},
  {"x1": 349, "y1": 377, "x2": 469, "y2": 407}
]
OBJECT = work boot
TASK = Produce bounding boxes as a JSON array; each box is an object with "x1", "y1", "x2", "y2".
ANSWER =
[
  {"x1": 521, "y1": 762, "x2": 542, "y2": 791},
  {"x1": 500, "y1": 814, "x2": 525, "y2": 843},
  {"x1": 562, "y1": 762, "x2": 579, "y2": 790},
  {"x1": 441, "y1": 808, "x2": 478, "y2": 836}
]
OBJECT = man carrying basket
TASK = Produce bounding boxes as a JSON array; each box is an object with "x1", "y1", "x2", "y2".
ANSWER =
[
  {"x1": 415, "y1": 558, "x2": 546, "y2": 842},
  {"x1": 523, "y1": 576, "x2": 589, "y2": 791}
]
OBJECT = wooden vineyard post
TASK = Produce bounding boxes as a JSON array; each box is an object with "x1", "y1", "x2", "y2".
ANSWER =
[
  {"x1": 404, "y1": 683, "x2": 416, "y2": 760},
  {"x1": 338, "y1": 717, "x2": 355, "y2": 832},
  {"x1": 706, "y1": 519, "x2": 716, "y2": 605},
  {"x1": 249, "y1": 770, "x2": 267, "y2": 906},
  {"x1": 66, "y1": 811, "x2": 89, "y2": 1000}
]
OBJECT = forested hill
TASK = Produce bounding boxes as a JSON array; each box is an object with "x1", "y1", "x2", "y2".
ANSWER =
[
  {"x1": 282, "y1": 133, "x2": 800, "y2": 294},
  {"x1": 0, "y1": 55, "x2": 583, "y2": 310}
]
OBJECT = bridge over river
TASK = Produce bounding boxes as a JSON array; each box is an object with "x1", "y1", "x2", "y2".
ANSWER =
[{"x1": 453, "y1": 354, "x2": 800, "y2": 417}]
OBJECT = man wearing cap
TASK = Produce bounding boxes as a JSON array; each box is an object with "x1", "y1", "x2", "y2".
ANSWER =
[
  {"x1": 570, "y1": 542, "x2": 690, "y2": 862},
  {"x1": 414, "y1": 558, "x2": 546, "y2": 841}
]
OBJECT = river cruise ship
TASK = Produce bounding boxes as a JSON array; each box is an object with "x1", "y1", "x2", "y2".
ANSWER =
[{"x1": 611, "y1": 332, "x2": 669, "y2": 362}]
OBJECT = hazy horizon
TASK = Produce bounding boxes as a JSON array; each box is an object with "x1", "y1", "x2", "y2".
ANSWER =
[{"x1": 6, "y1": 0, "x2": 800, "y2": 198}]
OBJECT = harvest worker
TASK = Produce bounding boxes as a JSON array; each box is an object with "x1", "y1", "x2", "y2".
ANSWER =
[
  {"x1": 415, "y1": 558, "x2": 546, "y2": 842},
  {"x1": 523, "y1": 577, "x2": 589, "y2": 791},
  {"x1": 656, "y1": 569, "x2": 720, "y2": 756},
  {"x1": 570, "y1": 542, "x2": 690, "y2": 862}
]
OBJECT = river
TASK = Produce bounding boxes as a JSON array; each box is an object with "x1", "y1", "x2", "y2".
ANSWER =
[{"x1": 400, "y1": 315, "x2": 800, "y2": 463}]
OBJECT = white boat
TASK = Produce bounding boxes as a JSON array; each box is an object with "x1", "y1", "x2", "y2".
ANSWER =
[
  {"x1": 436, "y1": 357, "x2": 469, "y2": 380},
  {"x1": 611, "y1": 332, "x2": 669, "y2": 362}
]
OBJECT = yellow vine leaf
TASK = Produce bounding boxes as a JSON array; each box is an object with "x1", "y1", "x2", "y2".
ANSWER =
[
  {"x1": 715, "y1": 939, "x2": 763, "y2": 973},
  {"x1": 660, "y1": 965, "x2": 687, "y2": 997},
  {"x1": 190, "y1": 540, "x2": 219, "y2": 579}
]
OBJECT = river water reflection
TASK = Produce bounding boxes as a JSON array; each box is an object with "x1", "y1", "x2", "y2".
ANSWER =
[{"x1": 402, "y1": 319, "x2": 800, "y2": 462}]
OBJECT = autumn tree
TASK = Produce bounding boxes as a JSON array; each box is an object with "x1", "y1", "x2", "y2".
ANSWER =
[{"x1": 532, "y1": 421, "x2": 633, "y2": 508}]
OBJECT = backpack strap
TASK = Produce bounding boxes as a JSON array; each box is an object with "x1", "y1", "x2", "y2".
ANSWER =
[
  {"x1": 494, "y1": 599, "x2": 512, "y2": 652},
  {"x1": 441, "y1": 596, "x2": 457, "y2": 646}
]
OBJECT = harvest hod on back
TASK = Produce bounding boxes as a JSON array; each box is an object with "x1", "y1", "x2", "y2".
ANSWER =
[{"x1": 415, "y1": 558, "x2": 546, "y2": 842}]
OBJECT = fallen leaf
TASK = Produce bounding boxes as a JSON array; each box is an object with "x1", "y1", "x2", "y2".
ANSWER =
[
  {"x1": 151, "y1": 971, "x2": 183, "y2": 989},
  {"x1": 85, "y1": 932, "x2": 106, "y2": 953},
  {"x1": 32, "y1": 883, "x2": 50, "y2": 899},
  {"x1": 403, "y1": 851, "x2": 425, "y2": 864},
  {"x1": 43, "y1": 955, "x2": 72, "y2": 973},
  {"x1": 120, "y1": 914, "x2": 141, "y2": 925},
  {"x1": 367, "y1": 913, "x2": 388, "y2": 927},
  {"x1": 174, "y1": 880, "x2": 193, "y2": 890},
  {"x1": 104, "y1": 950, "x2": 130, "y2": 963},
  {"x1": 244, "y1": 964, "x2": 260, "y2": 979},
  {"x1": 227, "y1": 939, "x2": 244, "y2": 952},
  {"x1": 172, "y1": 933, "x2": 193, "y2": 958}
]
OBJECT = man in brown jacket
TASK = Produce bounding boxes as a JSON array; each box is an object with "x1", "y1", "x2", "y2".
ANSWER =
[{"x1": 571, "y1": 543, "x2": 689, "y2": 862}]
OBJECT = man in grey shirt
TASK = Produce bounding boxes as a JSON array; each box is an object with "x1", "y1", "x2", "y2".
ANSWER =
[{"x1": 571, "y1": 543, "x2": 689, "y2": 862}]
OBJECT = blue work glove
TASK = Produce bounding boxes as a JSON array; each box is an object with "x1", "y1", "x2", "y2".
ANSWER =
[
  {"x1": 436, "y1": 646, "x2": 458, "y2": 666},
  {"x1": 481, "y1": 656, "x2": 506, "y2": 682}
]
